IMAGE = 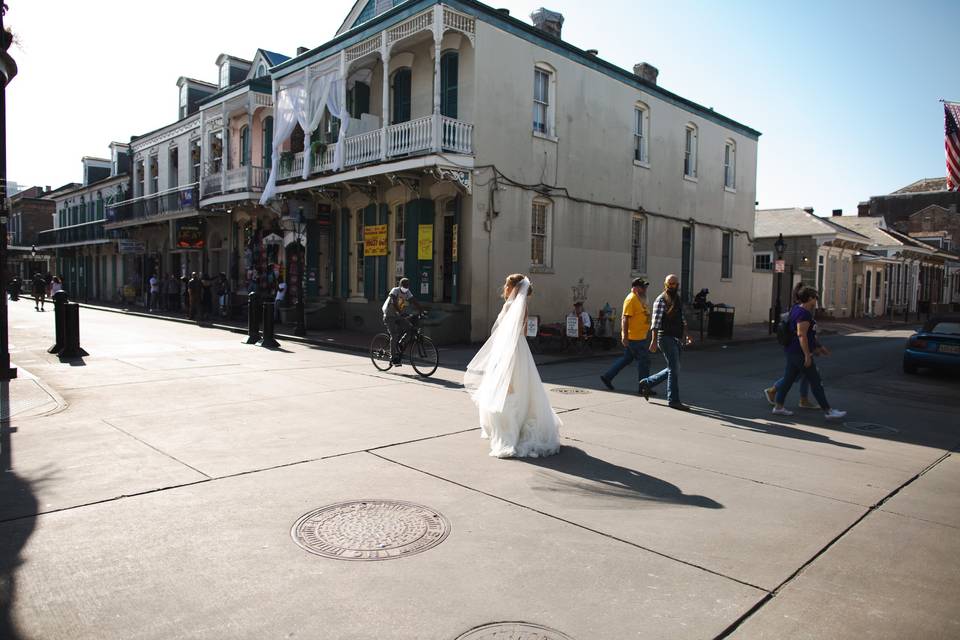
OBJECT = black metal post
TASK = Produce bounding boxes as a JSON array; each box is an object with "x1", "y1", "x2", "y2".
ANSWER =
[
  {"x1": 59, "y1": 302, "x2": 88, "y2": 359},
  {"x1": 244, "y1": 291, "x2": 260, "y2": 344},
  {"x1": 259, "y1": 300, "x2": 280, "y2": 349},
  {"x1": 47, "y1": 289, "x2": 68, "y2": 353},
  {"x1": 0, "y1": 3, "x2": 18, "y2": 380},
  {"x1": 294, "y1": 233, "x2": 306, "y2": 337}
]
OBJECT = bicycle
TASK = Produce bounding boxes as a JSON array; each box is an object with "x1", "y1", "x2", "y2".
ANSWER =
[{"x1": 370, "y1": 312, "x2": 439, "y2": 377}]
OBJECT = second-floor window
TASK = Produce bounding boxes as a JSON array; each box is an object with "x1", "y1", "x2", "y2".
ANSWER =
[
  {"x1": 440, "y1": 51, "x2": 459, "y2": 119},
  {"x1": 533, "y1": 67, "x2": 552, "y2": 135},
  {"x1": 262, "y1": 117, "x2": 274, "y2": 169},
  {"x1": 721, "y1": 231, "x2": 733, "y2": 279},
  {"x1": 634, "y1": 104, "x2": 649, "y2": 164},
  {"x1": 169, "y1": 146, "x2": 179, "y2": 188},
  {"x1": 754, "y1": 252, "x2": 773, "y2": 272},
  {"x1": 684, "y1": 124, "x2": 698, "y2": 178},
  {"x1": 724, "y1": 140, "x2": 736, "y2": 189},
  {"x1": 391, "y1": 68, "x2": 412, "y2": 124},
  {"x1": 191, "y1": 141, "x2": 201, "y2": 183},
  {"x1": 531, "y1": 200, "x2": 552, "y2": 267},
  {"x1": 240, "y1": 126, "x2": 250, "y2": 166}
]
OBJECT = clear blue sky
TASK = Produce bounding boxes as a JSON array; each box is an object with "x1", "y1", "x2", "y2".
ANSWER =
[{"x1": 6, "y1": 0, "x2": 959, "y2": 217}]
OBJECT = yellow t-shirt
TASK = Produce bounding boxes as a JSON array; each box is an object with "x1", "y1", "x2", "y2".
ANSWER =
[{"x1": 622, "y1": 292, "x2": 651, "y2": 341}]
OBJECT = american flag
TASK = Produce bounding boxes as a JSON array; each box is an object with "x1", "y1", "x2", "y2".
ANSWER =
[{"x1": 946, "y1": 101, "x2": 960, "y2": 191}]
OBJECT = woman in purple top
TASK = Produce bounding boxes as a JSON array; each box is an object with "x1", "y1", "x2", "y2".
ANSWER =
[{"x1": 773, "y1": 287, "x2": 847, "y2": 420}]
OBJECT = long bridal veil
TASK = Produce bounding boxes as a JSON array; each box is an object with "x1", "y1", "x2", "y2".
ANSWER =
[{"x1": 464, "y1": 278, "x2": 561, "y2": 458}]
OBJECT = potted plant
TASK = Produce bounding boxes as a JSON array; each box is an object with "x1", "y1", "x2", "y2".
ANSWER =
[
  {"x1": 279, "y1": 151, "x2": 295, "y2": 174},
  {"x1": 310, "y1": 140, "x2": 328, "y2": 163}
]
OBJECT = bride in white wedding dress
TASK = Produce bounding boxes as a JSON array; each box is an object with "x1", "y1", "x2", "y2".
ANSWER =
[{"x1": 464, "y1": 274, "x2": 562, "y2": 458}]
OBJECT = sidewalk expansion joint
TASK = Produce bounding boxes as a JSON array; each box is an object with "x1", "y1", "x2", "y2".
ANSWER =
[
  {"x1": 366, "y1": 450, "x2": 769, "y2": 594},
  {"x1": 101, "y1": 419, "x2": 212, "y2": 480},
  {"x1": 712, "y1": 449, "x2": 954, "y2": 639}
]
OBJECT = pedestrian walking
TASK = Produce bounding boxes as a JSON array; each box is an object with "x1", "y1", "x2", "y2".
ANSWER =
[
  {"x1": 764, "y1": 282, "x2": 817, "y2": 409},
  {"x1": 31, "y1": 273, "x2": 47, "y2": 311},
  {"x1": 274, "y1": 281, "x2": 286, "y2": 322},
  {"x1": 200, "y1": 274, "x2": 213, "y2": 321},
  {"x1": 187, "y1": 272, "x2": 202, "y2": 323},
  {"x1": 49, "y1": 276, "x2": 63, "y2": 297},
  {"x1": 7, "y1": 276, "x2": 20, "y2": 301},
  {"x1": 216, "y1": 273, "x2": 230, "y2": 318},
  {"x1": 772, "y1": 287, "x2": 847, "y2": 420},
  {"x1": 600, "y1": 278, "x2": 655, "y2": 393},
  {"x1": 639, "y1": 274, "x2": 692, "y2": 411},
  {"x1": 148, "y1": 273, "x2": 160, "y2": 312}
]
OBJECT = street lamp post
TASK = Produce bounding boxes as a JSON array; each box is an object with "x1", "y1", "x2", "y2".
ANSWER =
[
  {"x1": 1, "y1": 2, "x2": 19, "y2": 380},
  {"x1": 774, "y1": 233, "x2": 786, "y2": 326}
]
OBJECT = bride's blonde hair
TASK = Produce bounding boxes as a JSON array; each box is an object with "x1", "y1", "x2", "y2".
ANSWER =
[{"x1": 502, "y1": 273, "x2": 532, "y2": 299}]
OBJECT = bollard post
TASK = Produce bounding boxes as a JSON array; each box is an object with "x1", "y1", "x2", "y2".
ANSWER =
[
  {"x1": 259, "y1": 300, "x2": 280, "y2": 349},
  {"x1": 244, "y1": 292, "x2": 261, "y2": 345},
  {"x1": 59, "y1": 302, "x2": 88, "y2": 359},
  {"x1": 47, "y1": 290, "x2": 69, "y2": 354}
]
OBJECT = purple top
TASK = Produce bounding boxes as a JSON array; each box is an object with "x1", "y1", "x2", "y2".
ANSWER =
[{"x1": 786, "y1": 304, "x2": 818, "y2": 354}]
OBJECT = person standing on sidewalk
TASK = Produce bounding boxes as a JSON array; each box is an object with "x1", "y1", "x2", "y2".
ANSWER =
[
  {"x1": 148, "y1": 273, "x2": 160, "y2": 312},
  {"x1": 600, "y1": 278, "x2": 654, "y2": 394},
  {"x1": 772, "y1": 287, "x2": 846, "y2": 420},
  {"x1": 640, "y1": 274, "x2": 692, "y2": 411},
  {"x1": 187, "y1": 272, "x2": 202, "y2": 323}
]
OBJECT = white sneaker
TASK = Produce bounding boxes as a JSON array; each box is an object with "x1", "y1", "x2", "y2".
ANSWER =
[
  {"x1": 824, "y1": 409, "x2": 847, "y2": 420},
  {"x1": 772, "y1": 407, "x2": 794, "y2": 416}
]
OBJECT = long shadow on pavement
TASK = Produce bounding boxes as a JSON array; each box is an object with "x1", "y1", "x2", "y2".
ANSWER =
[
  {"x1": 522, "y1": 446, "x2": 724, "y2": 509},
  {"x1": 689, "y1": 407, "x2": 865, "y2": 450},
  {"x1": 1, "y1": 380, "x2": 39, "y2": 640}
]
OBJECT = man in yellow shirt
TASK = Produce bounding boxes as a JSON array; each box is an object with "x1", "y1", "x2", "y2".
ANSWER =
[{"x1": 600, "y1": 278, "x2": 654, "y2": 394}]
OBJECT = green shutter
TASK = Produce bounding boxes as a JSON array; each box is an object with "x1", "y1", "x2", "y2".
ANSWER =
[
  {"x1": 363, "y1": 204, "x2": 377, "y2": 300},
  {"x1": 441, "y1": 52, "x2": 458, "y2": 119}
]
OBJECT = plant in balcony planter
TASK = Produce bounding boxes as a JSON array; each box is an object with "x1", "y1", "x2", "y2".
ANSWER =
[
  {"x1": 310, "y1": 140, "x2": 328, "y2": 162},
  {"x1": 279, "y1": 151, "x2": 295, "y2": 173}
]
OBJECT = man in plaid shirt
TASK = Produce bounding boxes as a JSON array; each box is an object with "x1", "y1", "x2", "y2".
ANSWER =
[{"x1": 640, "y1": 274, "x2": 692, "y2": 410}]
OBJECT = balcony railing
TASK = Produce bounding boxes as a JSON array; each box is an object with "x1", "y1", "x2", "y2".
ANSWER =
[
  {"x1": 37, "y1": 222, "x2": 108, "y2": 247},
  {"x1": 201, "y1": 166, "x2": 269, "y2": 199},
  {"x1": 275, "y1": 114, "x2": 473, "y2": 182},
  {"x1": 106, "y1": 185, "x2": 199, "y2": 225}
]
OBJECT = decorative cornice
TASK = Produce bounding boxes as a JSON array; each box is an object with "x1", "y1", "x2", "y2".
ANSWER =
[{"x1": 131, "y1": 118, "x2": 201, "y2": 153}]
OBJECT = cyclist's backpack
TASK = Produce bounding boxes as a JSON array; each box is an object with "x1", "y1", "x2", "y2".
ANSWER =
[{"x1": 775, "y1": 311, "x2": 793, "y2": 347}]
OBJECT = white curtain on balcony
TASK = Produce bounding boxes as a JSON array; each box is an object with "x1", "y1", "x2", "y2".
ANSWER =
[
  {"x1": 260, "y1": 80, "x2": 308, "y2": 204},
  {"x1": 302, "y1": 56, "x2": 350, "y2": 178}
]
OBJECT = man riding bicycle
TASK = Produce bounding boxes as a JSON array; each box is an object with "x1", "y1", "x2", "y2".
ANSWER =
[{"x1": 382, "y1": 277, "x2": 424, "y2": 365}]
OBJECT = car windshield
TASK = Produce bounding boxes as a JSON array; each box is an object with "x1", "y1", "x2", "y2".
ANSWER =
[{"x1": 929, "y1": 321, "x2": 960, "y2": 335}]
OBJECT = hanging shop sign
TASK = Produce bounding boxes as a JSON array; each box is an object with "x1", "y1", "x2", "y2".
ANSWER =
[
  {"x1": 117, "y1": 239, "x2": 146, "y2": 254},
  {"x1": 176, "y1": 219, "x2": 206, "y2": 249},
  {"x1": 364, "y1": 224, "x2": 388, "y2": 256},
  {"x1": 418, "y1": 225, "x2": 433, "y2": 260},
  {"x1": 179, "y1": 189, "x2": 195, "y2": 209}
]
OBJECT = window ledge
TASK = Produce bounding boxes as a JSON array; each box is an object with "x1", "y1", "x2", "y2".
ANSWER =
[
  {"x1": 532, "y1": 131, "x2": 559, "y2": 143},
  {"x1": 529, "y1": 265, "x2": 555, "y2": 274},
  {"x1": 724, "y1": 186, "x2": 737, "y2": 194},
  {"x1": 682, "y1": 174, "x2": 699, "y2": 184},
  {"x1": 633, "y1": 160, "x2": 651, "y2": 170},
  {"x1": 753, "y1": 269, "x2": 773, "y2": 274},
  {"x1": 720, "y1": 277, "x2": 733, "y2": 282}
]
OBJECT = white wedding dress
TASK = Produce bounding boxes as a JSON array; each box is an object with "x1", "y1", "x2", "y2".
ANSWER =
[{"x1": 464, "y1": 279, "x2": 562, "y2": 458}]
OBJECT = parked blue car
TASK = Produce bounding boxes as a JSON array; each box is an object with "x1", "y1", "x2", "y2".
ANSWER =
[{"x1": 903, "y1": 315, "x2": 960, "y2": 374}]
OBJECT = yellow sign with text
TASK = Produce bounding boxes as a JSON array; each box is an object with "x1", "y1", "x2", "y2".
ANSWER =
[
  {"x1": 364, "y1": 224, "x2": 388, "y2": 256},
  {"x1": 418, "y1": 224, "x2": 433, "y2": 260}
]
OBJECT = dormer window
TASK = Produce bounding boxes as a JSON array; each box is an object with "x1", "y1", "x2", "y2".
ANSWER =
[{"x1": 219, "y1": 63, "x2": 230, "y2": 88}]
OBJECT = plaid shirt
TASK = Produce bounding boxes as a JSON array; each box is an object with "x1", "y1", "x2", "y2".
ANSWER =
[{"x1": 650, "y1": 292, "x2": 687, "y2": 333}]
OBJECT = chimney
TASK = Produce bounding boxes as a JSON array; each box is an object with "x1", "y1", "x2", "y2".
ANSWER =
[
  {"x1": 530, "y1": 8, "x2": 564, "y2": 39},
  {"x1": 857, "y1": 202, "x2": 871, "y2": 217},
  {"x1": 586, "y1": 49, "x2": 598, "y2": 56},
  {"x1": 633, "y1": 63, "x2": 659, "y2": 85},
  {"x1": 296, "y1": 46, "x2": 309, "y2": 56},
  {"x1": 832, "y1": 209, "x2": 842, "y2": 217},
  {"x1": 803, "y1": 207, "x2": 814, "y2": 214},
  {"x1": 45, "y1": 185, "x2": 51, "y2": 192}
]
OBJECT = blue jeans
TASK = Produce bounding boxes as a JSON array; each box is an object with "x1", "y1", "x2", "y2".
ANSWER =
[
  {"x1": 603, "y1": 338, "x2": 651, "y2": 383},
  {"x1": 775, "y1": 374, "x2": 810, "y2": 398},
  {"x1": 775, "y1": 351, "x2": 830, "y2": 410},
  {"x1": 642, "y1": 336, "x2": 682, "y2": 404}
]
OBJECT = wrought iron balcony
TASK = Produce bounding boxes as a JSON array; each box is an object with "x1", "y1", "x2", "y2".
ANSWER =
[
  {"x1": 36, "y1": 221, "x2": 109, "y2": 247},
  {"x1": 105, "y1": 184, "x2": 199, "y2": 227}
]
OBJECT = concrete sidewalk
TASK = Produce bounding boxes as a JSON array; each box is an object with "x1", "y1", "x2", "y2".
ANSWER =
[{"x1": 2, "y1": 300, "x2": 957, "y2": 639}]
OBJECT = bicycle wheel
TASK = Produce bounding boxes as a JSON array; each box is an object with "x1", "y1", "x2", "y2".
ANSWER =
[
  {"x1": 408, "y1": 335, "x2": 439, "y2": 377},
  {"x1": 370, "y1": 333, "x2": 394, "y2": 371}
]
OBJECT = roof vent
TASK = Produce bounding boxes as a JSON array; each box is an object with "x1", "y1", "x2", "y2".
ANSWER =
[
  {"x1": 586, "y1": 49, "x2": 599, "y2": 56},
  {"x1": 296, "y1": 46, "x2": 308, "y2": 56},
  {"x1": 832, "y1": 209, "x2": 842, "y2": 217},
  {"x1": 803, "y1": 207, "x2": 815, "y2": 214},
  {"x1": 531, "y1": 8, "x2": 564, "y2": 39},
  {"x1": 633, "y1": 63, "x2": 659, "y2": 85}
]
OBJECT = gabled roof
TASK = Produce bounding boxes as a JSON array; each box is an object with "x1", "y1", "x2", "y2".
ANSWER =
[
  {"x1": 892, "y1": 177, "x2": 949, "y2": 194},
  {"x1": 755, "y1": 208, "x2": 869, "y2": 242},
  {"x1": 832, "y1": 216, "x2": 934, "y2": 253},
  {"x1": 260, "y1": 50, "x2": 291, "y2": 67},
  {"x1": 909, "y1": 204, "x2": 952, "y2": 218}
]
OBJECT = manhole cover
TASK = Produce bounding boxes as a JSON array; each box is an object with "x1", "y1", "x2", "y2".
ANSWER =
[
  {"x1": 552, "y1": 388, "x2": 590, "y2": 394},
  {"x1": 455, "y1": 622, "x2": 576, "y2": 640},
  {"x1": 291, "y1": 500, "x2": 450, "y2": 561},
  {"x1": 843, "y1": 422, "x2": 899, "y2": 435}
]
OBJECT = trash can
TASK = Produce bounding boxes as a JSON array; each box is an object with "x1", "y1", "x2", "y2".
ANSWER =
[{"x1": 707, "y1": 306, "x2": 735, "y2": 339}]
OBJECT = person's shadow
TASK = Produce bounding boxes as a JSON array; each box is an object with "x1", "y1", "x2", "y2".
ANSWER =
[{"x1": 522, "y1": 446, "x2": 723, "y2": 509}]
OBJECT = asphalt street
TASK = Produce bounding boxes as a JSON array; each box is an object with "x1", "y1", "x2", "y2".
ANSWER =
[{"x1": 1, "y1": 299, "x2": 958, "y2": 640}]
